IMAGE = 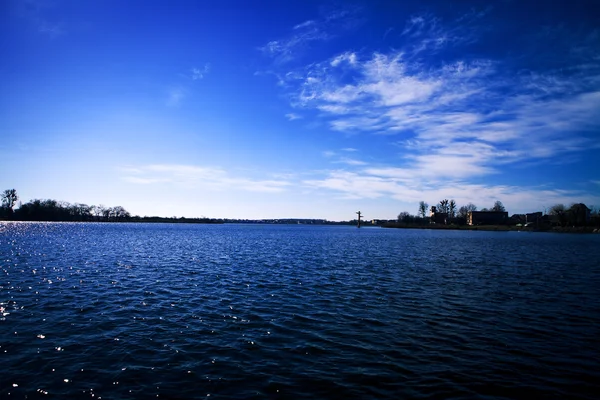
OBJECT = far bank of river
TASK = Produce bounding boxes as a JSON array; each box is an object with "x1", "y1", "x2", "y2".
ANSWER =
[{"x1": 382, "y1": 222, "x2": 600, "y2": 234}]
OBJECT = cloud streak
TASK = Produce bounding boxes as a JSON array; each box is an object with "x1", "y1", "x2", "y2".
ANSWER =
[
  {"x1": 120, "y1": 164, "x2": 292, "y2": 193},
  {"x1": 260, "y1": 6, "x2": 361, "y2": 64},
  {"x1": 285, "y1": 113, "x2": 302, "y2": 121},
  {"x1": 16, "y1": 0, "x2": 66, "y2": 38},
  {"x1": 166, "y1": 64, "x2": 210, "y2": 106},
  {"x1": 303, "y1": 169, "x2": 600, "y2": 212},
  {"x1": 191, "y1": 64, "x2": 210, "y2": 80},
  {"x1": 166, "y1": 87, "x2": 186, "y2": 107}
]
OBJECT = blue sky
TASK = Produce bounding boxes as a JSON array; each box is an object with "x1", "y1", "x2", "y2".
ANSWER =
[{"x1": 1, "y1": 0, "x2": 599, "y2": 220}]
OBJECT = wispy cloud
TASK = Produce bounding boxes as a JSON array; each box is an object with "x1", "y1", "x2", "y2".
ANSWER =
[
  {"x1": 294, "y1": 20, "x2": 315, "y2": 30},
  {"x1": 166, "y1": 64, "x2": 210, "y2": 106},
  {"x1": 191, "y1": 64, "x2": 210, "y2": 80},
  {"x1": 336, "y1": 157, "x2": 367, "y2": 166},
  {"x1": 259, "y1": 6, "x2": 361, "y2": 64},
  {"x1": 38, "y1": 22, "x2": 64, "y2": 38},
  {"x1": 120, "y1": 164, "x2": 291, "y2": 193},
  {"x1": 321, "y1": 149, "x2": 367, "y2": 166},
  {"x1": 400, "y1": 10, "x2": 488, "y2": 55},
  {"x1": 303, "y1": 169, "x2": 600, "y2": 211},
  {"x1": 331, "y1": 52, "x2": 357, "y2": 67},
  {"x1": 383, "y1": 27, "x2": 394, "y2": 40},
  {"x1": 16, "y1": 0, "x2": 66, "y2": 38},
  {"x1": 166, "y1": 87, "x2": 186, "y2": 107},
  {"x1": 285, "y1": 113, "x2": 302, "y2": 121}
]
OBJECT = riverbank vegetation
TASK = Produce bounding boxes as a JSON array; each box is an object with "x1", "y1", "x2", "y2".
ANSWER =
[
  {"x1": 386, "y1": 198, "x2": 600, "y2": 232},
  {"x1": 0, "y1": 189, "x2": 221, "y2": 224},
  {"x1": 0, "y1": 189, "x2": 359, "y2": 225},
  {"x1": 2, "y1": 189, "x2": 598, "y2": 230}
]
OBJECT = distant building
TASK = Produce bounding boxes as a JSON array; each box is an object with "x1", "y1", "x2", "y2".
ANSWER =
[
  {"x1": 510, "y1": 212, "x2": 543, "y2": 226},
  {"x1": 430, "y1": 206, "x2": 448, "y2": 224},
  {"x1": 467, "y1": 211, "x2": 508, "y2": 225},
  {"x1": 526, "y1": 212, "x2": 543, "y2": 224},
  {"x1": 569, "y1": 203, "x2": 591, "y2": 225},
  {"x1": 548, "y1": 204, "x2": 591, "y2": 227},
  {"x1": 509, "y1": 214, "x2": 525, "y2": 225}
]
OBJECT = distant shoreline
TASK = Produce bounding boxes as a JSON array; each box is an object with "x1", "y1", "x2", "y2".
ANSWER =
[
  {"x1": 381, "y1": 222, "x2": 600, "y2": 234},
  {"x1": 0, "y1": 219, "x2": 355, "y2": 226},
  {"x1": 2, "y1": 220, "x2": 598, "y2": 233}
]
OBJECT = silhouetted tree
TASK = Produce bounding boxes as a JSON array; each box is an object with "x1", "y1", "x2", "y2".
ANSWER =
[
  {"x1": 458, "y1": 203, "x2": 477, "y2": 219},
  {"x1": 549, "y1": 203, "x2": 567, "y2": 226},
  {"x1": 418, "y1": 201, "x2": 428, "y2": 219},
  {"x1": 549, "y1": 204, "x2": 566, "y2": 215},
  {"x1": 437, "y1": 199, "x2": 450, "y2": 214},
  {"x1": 99, "y1": 205, "x2": 111, "y2": 221},
  {"x1": 449, "y1": 199, "x2": 457, "y2": 218},
  {"x1": 17, "y1": 199, "x2": 60, "y2": 221},
  {"x1": 3, "y1": 191, "x2": 222, "y2": 224},
  {"x1": 14, "y1": 198, "x2": 131, "y2": 222},
  {"x1": 492, "y1": 201, "x2": 506, "y2": 212},
  {"x1": 1, "y1": 189, "x2": 18, "y2": 211},
  {"x1": 567, "y1": 203, "x2": 590, "y2": 226},
  {"x1": 111, "y1": 206, "x2": 131, "y2": 221},
  {"x1": 590, "y1": 206, "x2": 600, "y2": 227},
  {"x1": 65, "y1": 203, "x2": 92, "y2": 221},
  {"x1": 398, "y1": 211, "x2": 410, "y2": 223},
  {"x1": 90, "y1": 205, "x2": 102, "y2": 221}
]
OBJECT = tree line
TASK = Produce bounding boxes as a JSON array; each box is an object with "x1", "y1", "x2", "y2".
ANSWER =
[
  {"x1": 0, "y1": 189, "x2": 221, "y2": 223},
  {"x1": 397, "y1": 199, "x2": 598, "y2": 227},
  {"x1": 399, "y1": 199, "x2": 505, "y2": 225}
]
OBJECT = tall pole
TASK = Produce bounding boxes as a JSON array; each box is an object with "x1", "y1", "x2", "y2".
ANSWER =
[{"x1": 356, "y1": 211, "x2": 362, "y2": 228}]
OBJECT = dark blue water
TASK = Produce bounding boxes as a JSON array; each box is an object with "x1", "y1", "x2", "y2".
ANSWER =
[{"x1": 1, "y1": 222, "x2": 600, "y2": 399}]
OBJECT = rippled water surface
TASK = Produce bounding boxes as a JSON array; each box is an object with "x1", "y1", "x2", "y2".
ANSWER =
[{"x1": 1, "y1": 222, "x2": 600, "y2": 399}]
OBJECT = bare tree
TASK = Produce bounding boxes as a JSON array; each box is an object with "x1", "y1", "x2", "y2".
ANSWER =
[
  {"x1": 1, "y1": 189, "x2": 18, "y2": 211},
  {"x1": 73, "y1": 203, "x2": 91, "y2": 221},
  {"x1": 398, "y1": 211, "x2": 414, "y2": 223},
  {"x1": 549, "y1": 204, "x2": 566, "y2": 215},
  {"x1": 111, "y1": 206, "x2": 131, "y2": 221},
  {"x1": 438, "y1": 199, "x2": 450, "y2": 214},
  {"x1": 90, "y1": 205, "x2": 102, "y2": 221},
  {"x1": 458, "y1": 203, "x2": 477, "y2": 219},
  {"x1": 492, "y1": 201, "x2": 506, "y2": 212},
  {"x1": 418, "y1": 201, "x2": 428, "y2": 219},
  {"x1": 98, "y1": 205, "x2": 111, "y2": 221},
  {"x1": 449, "y1": 199, "x2": 457, "y2": 218},
  {"x1": 549, "y1": 203, "x2": 567, "y2": 226}
]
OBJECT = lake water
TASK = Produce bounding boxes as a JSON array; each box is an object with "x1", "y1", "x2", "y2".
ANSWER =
[{"x1": 1, "y1": 222, "x2": 599, "y2": 399}]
